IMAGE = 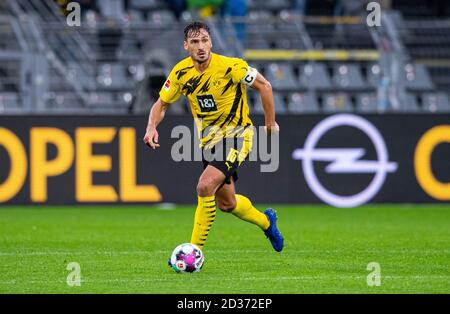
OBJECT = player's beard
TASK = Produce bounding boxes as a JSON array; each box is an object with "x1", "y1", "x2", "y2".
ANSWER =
[{"x1": 193, "y1": 51, "x2": 210, "y2": 64}]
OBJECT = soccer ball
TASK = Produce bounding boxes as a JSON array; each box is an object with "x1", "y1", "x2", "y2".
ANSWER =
[{"x1": 170, "y1": 243, "x2": 204, "y2": 273}]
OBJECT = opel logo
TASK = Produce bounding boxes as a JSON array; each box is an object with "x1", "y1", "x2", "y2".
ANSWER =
[{"x1": 292, "y1": 114, "x2": 398, "y2": 208}]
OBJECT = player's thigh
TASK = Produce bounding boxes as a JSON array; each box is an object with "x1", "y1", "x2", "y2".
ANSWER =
[
  {"x1": 197, "y1": 165, "x2": 227, "y2": 196},
  {"x1": 215, "y1": 179, "x2": 236, "y2": 212}
]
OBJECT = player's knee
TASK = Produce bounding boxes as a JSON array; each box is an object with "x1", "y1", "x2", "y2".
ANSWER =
[
  {"x1": 196, "y1": 180, "x2": 215, "y2": 197},
  {"x1": 217, "y1": 199, "x2": 236, "y2": 213}
]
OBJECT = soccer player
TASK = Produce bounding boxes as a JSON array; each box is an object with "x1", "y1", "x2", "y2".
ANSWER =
[{"x1": 143, "y1": 21, "x2": 284, "y2": 256}]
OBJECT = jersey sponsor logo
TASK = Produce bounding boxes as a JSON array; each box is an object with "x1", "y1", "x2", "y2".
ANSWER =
[
  {"x1": 197, "y1": 94, "x2": 218, "y2": 112},
  {"x1": 292, "y1": 114, "x2": 398, "y2": 208},
  {"x1": 164, "y1": 79, "x2": 171, "y2": 91}
]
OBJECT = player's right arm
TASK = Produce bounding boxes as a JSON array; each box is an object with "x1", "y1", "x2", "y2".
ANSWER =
[
  {"x1": 143, "y1": 65, "x2": 183, "y2": 149},
  {"x1": 229, "y1": 57, "x2": 279, "y2": 134},
  {"x1": 143, "y1": 97, "x2": 169, "y2": 149},
  {"x1": 250, "y1": 72, "x2": 279, "y2": 135}
]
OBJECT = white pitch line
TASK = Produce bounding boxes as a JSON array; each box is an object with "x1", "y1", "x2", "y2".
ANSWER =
[
  {"x1": 1, "y1": 249, "x2": 449, "y2": 257},
  {"x1": 0, "y1": 251, "x2": 150, "y2": 256},
  {"x1": 1, "y1": 275, "x2": 450, "y2": 286}
]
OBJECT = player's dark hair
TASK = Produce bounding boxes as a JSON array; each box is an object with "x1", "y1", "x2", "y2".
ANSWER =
[{"x1": 184, "y1": 21, "x2": 211, "y2": 41}]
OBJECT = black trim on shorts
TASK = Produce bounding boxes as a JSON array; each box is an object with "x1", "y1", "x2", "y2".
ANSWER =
[
  {"x1": 201, "y1": 137, "x2": 245, "y2": 185},
  {"x1": 202, "y1": 159, "x2": 238, "y2": 185}
]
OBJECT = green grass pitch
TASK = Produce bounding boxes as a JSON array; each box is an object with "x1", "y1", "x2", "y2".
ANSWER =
[{"x1": 0, "y1": 204, "x2": 449, "y2": 293}]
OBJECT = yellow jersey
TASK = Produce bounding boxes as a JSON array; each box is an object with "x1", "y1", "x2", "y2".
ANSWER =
[{"x1": 159, "y1": 53, "x2": 258, "y2": 149}]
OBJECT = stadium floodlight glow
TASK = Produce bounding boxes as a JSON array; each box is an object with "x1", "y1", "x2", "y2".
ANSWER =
[{"x1": 292, "y1": 114, "x2": 398, "y2": 208}]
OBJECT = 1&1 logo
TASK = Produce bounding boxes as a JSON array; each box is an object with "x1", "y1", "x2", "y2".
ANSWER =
[{"x1": 292, "y1": 114, "x2": 398, "y2": 208}]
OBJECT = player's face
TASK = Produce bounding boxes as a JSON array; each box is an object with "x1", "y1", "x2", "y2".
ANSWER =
[{"x1": 184, "y1": 29, "x2": 212, "y2": 64}]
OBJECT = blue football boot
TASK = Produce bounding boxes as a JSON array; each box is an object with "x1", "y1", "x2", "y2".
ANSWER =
[{"x1": 263, "y1": 208, "x2": 284, "y2": 252}]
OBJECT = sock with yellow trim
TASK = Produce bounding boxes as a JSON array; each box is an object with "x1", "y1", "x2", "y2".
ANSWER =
[
  {"x1": 231, "y1": 194, "x2": 270, "y2": 230},
  {"x1": 190, "y1": 195, "x2": 216, "y2": 250}
]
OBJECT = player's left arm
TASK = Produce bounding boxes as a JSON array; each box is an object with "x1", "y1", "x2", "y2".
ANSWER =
[{"x1": 250, "y1": 72, "x2": 279, "y2": 134}]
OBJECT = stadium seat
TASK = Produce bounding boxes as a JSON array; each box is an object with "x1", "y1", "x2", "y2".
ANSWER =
[
  {"x1": 247, "y1": 10, "x2": 275, "y2": 34},
  {"x1": 253, "y1": 91, "x2": 286, "y2": 114},
  {"x1": 355, "y1": 93, "x2": 379, "y2": 113},
  {"x1": 128, "y1": 10, "x2": 144, "y2": 24},
  {"x1": 97, "y1": 63, "x2": 133, "y2": 89},
  {"x1": 148, "y1": 10, "x2": 176, "y2": 27},
  {"x1": 264, "y1": 63, "x2": 298, "y2": 90},
  {"x1": 118, "y1": 38, "x2": 141, "y2": 59},
  {"x1": 89, "y1": 106, "x2": 129, "y2": 114},
  {"x1": 273, "y1": 92, "x2": 287, "y2": 114},
  {"x1": 0, "y1": 93, "x2": 20, "y2": 113},
  {"x1": 245, "y1": 36, "x2": 271, "y2": 49},
  {"x1": 248, "y1": 0, "x2": 289, "y2": 12},
  {"x1": 66, "y1": 62, "x2": 95, "y2": 89},
  {"x1": 322, "y1": 93, "x2": 353, "y2": 112},
  {"x1": 247, "y1": 88, "x2": 258, "y2": 107},
  {"x1": 332, "y1": 63, "x2": 367, "y2": 90},
  {"x1": 87, "y1": 91, "x2": 132, "y2": 111},
  {"x1": 287, "y1": 92, "x2": 320, "y2": 114},
  {"x1": 89, "y1": 92, "x2": 114, "y2": 105},
  {"x1": 422, "y1": 92, "x2": 450, "y2": 112},
  {"x1": 166, "y1": 99, "x2": 187, "y2": 115},
  {"x1": 130, "y1": 0, "x2": 164, "y2": 10},
  {"x1": 404, "y1": 63, "x2": 435, "y2": 91},
  {"x1": 273, "y1": 37, "x2": 304, "y2": 49},
  {"x1": 247, "y1": 62, "x2": 264, "y2": 76},
  {"x1": 265, "y1": 0, "x2": 291, "y2": 11},
  {"x1": 366, "y1": 63, "x2": 383, "y2": 89},
  {"x1": 393, "y1": 93, "x2": 421, "y2": 112},
  {"x1": 247, "y1": 0, "x2": 265, "y2": 10},
  {"x1": 299, "y1": 63, "x2": 332, "y2": 90},
  {"x1": 277, "y1": 10, "x2": 299, "y2": 29}
]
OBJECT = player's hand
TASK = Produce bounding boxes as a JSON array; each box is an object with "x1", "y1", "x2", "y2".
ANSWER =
[
  {"x1": 264, "y1": 122, "x2": 280, "y2": 135},
  {"x1": 143, "y1": 126, "x2": 160, "y2": 149}
]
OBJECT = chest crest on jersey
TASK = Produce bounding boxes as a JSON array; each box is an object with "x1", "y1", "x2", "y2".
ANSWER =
[{"x1": 211, "y1": 73, "x2": 223, "y2": 88}]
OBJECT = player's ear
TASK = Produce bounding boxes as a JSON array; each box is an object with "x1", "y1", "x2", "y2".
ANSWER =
[{"x1": 183, "y1": 41, "x2": 188, "y2": 51}]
